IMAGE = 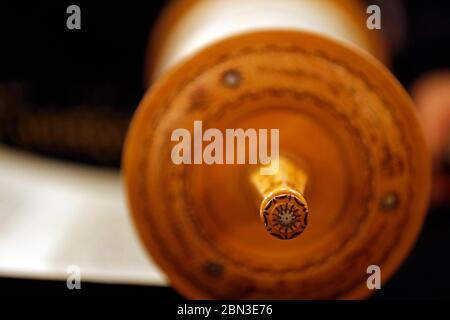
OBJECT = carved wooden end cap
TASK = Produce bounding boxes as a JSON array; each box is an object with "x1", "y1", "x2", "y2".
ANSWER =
[{"x1": 260, "y1": 190, "x2": 308, "y2": 240}]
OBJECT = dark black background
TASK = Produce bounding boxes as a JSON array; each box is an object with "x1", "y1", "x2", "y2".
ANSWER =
[
  {"x1": 0, "y1": 1, "x2": 167, "y2": 109},
  {"x1": 0, "y1": 0, "x2": 449, "y2": 299}
]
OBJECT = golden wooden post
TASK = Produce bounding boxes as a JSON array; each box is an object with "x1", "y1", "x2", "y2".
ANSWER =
[{"x1": 251, "y1": 157, "x2": 309, "y2": 240}]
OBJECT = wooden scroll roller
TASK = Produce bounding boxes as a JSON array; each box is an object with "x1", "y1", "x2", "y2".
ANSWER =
[{"x1": 124, "y1": 0, "x2": 431, "y2": 299}]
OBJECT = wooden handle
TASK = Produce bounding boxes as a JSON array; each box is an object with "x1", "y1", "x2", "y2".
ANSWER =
[{"x1": 251, "y1": 157, "x2": 309, "y2": 240}]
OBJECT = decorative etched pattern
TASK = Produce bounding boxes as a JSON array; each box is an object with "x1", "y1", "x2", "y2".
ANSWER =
[{"x1": 263, "y1": 194, "x2": 308, "y2": 239}]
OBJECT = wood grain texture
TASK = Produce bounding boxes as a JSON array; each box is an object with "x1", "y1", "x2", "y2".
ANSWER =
[{"x1": 124, "y1": 30, "x2": 430, "y2": 299}]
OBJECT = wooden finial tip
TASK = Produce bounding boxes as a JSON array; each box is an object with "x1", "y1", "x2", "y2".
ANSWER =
[{"x1": 260, "y1": 189, "x2": 309, "y2": 240}]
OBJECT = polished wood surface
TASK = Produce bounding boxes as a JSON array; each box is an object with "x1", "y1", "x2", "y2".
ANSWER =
[{"x1": 124, "y1": 30, "x2": 430, "y2": 299}]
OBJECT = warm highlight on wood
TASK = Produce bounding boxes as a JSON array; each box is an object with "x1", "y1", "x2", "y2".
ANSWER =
[{"x1": 251, "y1": 157, "x2": 309, "y2": 239}]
